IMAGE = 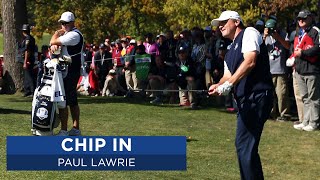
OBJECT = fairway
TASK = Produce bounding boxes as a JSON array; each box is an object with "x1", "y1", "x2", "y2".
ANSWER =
[{"x1": 0, "y1": 94, "x2": 319, "y2": 179}]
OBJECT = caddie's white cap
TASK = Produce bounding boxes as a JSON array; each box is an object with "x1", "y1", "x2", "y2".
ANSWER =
[
  {"x1": 211, "y1": 10, "x2": 242, "y2": 26},
  {"x1": 58, "y1": 11, "x2": 75, "y2": 23}
]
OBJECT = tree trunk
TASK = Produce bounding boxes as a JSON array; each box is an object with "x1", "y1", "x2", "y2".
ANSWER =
[{"x1": 1, "y1": 0, "x2": 28, "y2": 94}]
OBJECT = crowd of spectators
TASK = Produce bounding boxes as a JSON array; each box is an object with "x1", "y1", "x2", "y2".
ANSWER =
[
  {"x1": 77, "y1": 10, "x2": 320, "y2": 131},
  {"x1": 79, "y1": 28, "x2": 229, "y2": 109}
]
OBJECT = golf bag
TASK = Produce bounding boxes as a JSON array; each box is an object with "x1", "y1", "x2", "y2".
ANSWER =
[{"x1": 31, "y1": 55, "x2": 69, "y2": 136}]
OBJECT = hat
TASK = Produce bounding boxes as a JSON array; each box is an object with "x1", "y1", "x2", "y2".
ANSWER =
[
  {"x1": 178, "y1": 46, "x2": 187, "y2": 53},
  {"x1": 269, "y1": 15, "x2": 277, "y2": 21},
  {"x1": 211, "y1": 10, "x2": 242, "y2": 26},
  {"x1": 204, "y1": 26, "x2": 212, "y2": 31},
  {"x1": 145, "y1": 33, "x2": 153, "y2": 38},
  {"x1": 265, "y1": 19, "x2": 277, "y2": 28},
  {"x1": 58, "y1": 11, "x2": 75, "y2": 23},
  {"x1": 99, "y1": 43, "x2": 105, "y2": 49},
  {"x1": 120, "y1": 37, "x2": 127, "y2": 42},
  {"x1": 255, "y1": 20, "x2": 264, "y2": 26},
  {"x1": 180, "y1": 28, "x2": 189, "y2": 34},
  {"x1": 129, "y1": 39, "x2": 136, "y2": 44},
  {"x1": 297, "y1": 9, "x2": 312, "y2": 19},
  {"x1": 21, "y1": 24, "x2": 30, "y2": 31},
  {"x1": 108, "y1": 69, "x2": 116, "y2": 75}
]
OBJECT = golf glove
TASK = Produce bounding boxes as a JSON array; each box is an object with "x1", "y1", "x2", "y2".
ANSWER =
[{"x1": 217, "y1": 81, "x2": 233, "y2": 95}]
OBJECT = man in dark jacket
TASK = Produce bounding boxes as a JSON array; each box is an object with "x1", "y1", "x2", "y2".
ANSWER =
[
  {"x1": 176, "y1": 46, "x2": 197, "y2": 108},
  {"x1": 20, "y1": 24, "x2": 36, "y2": 97},
  {"x1": 94, "y1": 43, "x2": 112, "y2": 91},
  {"x1": 293, "y1": 10, "x2": 320, "y2": 131}
]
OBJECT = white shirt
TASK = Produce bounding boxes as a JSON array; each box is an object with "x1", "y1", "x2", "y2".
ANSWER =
[
  {"x1": 59, "y1": 31, "x2": 81, "y2": 56},
  {"x1": 241, "y1": 27, "x2": 262, "y2": 54}
]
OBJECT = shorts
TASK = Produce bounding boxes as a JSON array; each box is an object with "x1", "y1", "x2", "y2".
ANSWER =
[{"x1": 63, "y1": 72, "x2": 80, "y2": 106}]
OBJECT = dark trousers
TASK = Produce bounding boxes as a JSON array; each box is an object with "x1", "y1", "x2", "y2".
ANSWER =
[
  {"x1": 235, "y1": 90, "x2": 273, "y2": 180},
  {"x1": 24, "y1": 68, "x2": 35, "y2": 95}
]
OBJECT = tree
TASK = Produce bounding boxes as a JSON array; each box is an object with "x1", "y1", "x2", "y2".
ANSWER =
[
  {"x1": 163, "y1": 0, "x2": 261, "y2": 32},
  {"x1": 1, "y1": 0, "x2": 28, "y2": 93}
]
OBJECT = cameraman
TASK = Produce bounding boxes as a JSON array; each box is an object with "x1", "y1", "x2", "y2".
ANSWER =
[{"x1": 263, "y1": 18, "x2": 291, "y2": 121}]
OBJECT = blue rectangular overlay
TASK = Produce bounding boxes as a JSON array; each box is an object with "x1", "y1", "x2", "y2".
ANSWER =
[{"x1": 7, "y1": 136, "x2": 186, "y2": 170}]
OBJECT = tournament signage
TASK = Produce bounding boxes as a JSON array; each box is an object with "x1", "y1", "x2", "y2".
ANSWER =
[
  {"x1": 135, "y1": 54, "x2": 151, "y2": 80},
  {"x1": 7, "y1": 136, "x2": 186, "y2": 170}
]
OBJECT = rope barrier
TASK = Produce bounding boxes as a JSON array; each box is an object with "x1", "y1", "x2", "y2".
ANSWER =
[
  {"x1": 84, "y1": 51, "x2": 158, "y2": 63},
  {"x1": 128, "y1": 89, "x2": 208, "y2": 93}
]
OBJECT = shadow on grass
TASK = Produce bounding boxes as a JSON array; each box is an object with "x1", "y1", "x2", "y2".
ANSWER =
[
  {"x1": 0, "y1": 107, "x2": 30, "y2": 114},
  {"x1": 78, "y1": 95, "x2": 227, "y2": 110}
]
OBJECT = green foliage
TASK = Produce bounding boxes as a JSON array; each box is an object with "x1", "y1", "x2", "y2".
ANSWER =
[{"x1": 4, "y1": 0, "x2": 319, "y2": 45}]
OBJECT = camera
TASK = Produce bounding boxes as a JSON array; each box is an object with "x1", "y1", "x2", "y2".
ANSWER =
[{"x1": 268, "y1": 28, "x2": 274, "y2": 34}]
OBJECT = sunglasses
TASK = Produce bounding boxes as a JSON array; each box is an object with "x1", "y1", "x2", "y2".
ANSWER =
[
  {"x1": 219, "y1": 19, "x2": 230, "y2": 26},
  {"x1": 60, "y1": 22, "x2": 69, "y2": 25}
]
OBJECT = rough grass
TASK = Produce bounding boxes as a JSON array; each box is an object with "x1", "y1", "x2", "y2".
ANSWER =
[{"x1": 0, "y1": 94, "x2": 319, "y2": 180}]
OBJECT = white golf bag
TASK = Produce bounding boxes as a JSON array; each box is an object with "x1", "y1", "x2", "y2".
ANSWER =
[{"x1": 31, "y1": 54, "x2": 70, "y2": 136}]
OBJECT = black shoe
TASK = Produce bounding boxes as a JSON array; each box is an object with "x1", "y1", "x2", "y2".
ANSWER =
[{"x1": 276, "y1": 116, "x2": 290, "y2": 122}]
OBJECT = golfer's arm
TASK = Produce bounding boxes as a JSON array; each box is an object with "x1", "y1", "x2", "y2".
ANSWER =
[{"x1": 227, "y1": 51, "x2": 257, "y2": 85}]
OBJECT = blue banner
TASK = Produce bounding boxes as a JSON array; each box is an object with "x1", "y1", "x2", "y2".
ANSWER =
[{"x1": 7, "y1": 136, "x2": 186, "y2": 170}]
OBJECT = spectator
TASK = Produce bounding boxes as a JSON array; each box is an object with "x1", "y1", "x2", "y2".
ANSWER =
[
  {"x1": 104, "y1": 38, "x2": 112, "y2": 53},
  {"x1": 255, "y1": 20, "x2": 265, "y2": 34},
  {"x1": 20, "y1": 24, "x2": 36, "y2": 97},
  {"x1": 293, "y1": 10, "x2": 320, "y2": 131},
  {"x1": 176, "y1": 29, "x2": 192, "y2": 58},
  {"x1": 191, "y1": 27, "x2": 207, "y2": 90},
  {"x1": 176, "y1": 46, "x2": 198, "y2": 109},
  {"x1": 263, "y1": 18, "x2": 291, "y2": 121},
  {"x1": 102, "y1": 69, "x2": 126, "y2": 96},
  {"x1": 157, "y1": 33, "x2": 168, "y2": 57},
  {"x1": 94, "y1": 43, "x2": 112, "y2": 92},
  {"x1": 112, "y1": 40, "x2": 126, "y2": 90},
  {"x1": 204, "y1": 26, "x2": 214, "y2": 89},
  {"x1": 124, "y1": 39, "x2": 138, "y2": 91},
  {"x1": 288, "y1": 22, "x2": 304, "y2": 123},
  {"x1": 165, "y1": 30, "x2": 177, "y2": 64},
  {"x1": 143, "y1": 33, "x2": 160, "y2": 57},
  {"x1": 148, "y1": 55, "x2": 177, "y2": 104}
]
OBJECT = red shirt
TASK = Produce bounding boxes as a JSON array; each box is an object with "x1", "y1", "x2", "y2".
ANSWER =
[{"x1": 112, "y1": 48, "x2": 123, "y2": 66}]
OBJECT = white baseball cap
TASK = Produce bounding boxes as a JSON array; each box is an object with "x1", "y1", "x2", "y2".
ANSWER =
[
  {"x1": 211, "y1": 11, "x2": 242, "y2": 26},
  {"x1": 129, "y1": 39, "x2": 136, "y2": 44},
  {"x1": 109, "y1": 69, "x2": 116, "y2": 75},
  {"x1": 58, "y1": 11, "x2": 75, "y2": 23}
]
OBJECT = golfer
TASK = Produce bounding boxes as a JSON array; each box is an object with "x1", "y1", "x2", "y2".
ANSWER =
[{"x1": 209, "y1": 11, "x2": 274, "y2": 179}]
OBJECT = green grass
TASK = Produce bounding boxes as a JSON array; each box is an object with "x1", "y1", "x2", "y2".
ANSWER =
[{"x1": 0, "y1": 94, "x2": 319, "y2": 180}]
